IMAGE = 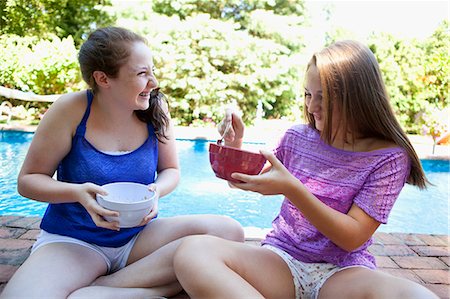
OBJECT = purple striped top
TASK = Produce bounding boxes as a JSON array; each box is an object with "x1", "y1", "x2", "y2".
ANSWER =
[{"x1": 262, "y1": 124, "x2": 410, "y2": 269}]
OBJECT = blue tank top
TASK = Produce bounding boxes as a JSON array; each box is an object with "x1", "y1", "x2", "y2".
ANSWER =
[{"x1": 40, "y1": 90, "x2": 159, "y2": 247}]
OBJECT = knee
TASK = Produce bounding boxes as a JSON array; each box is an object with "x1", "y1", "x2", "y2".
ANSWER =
[
  {"x1": 363, "y1": 277, "x2": 439, "y2": 299},
  {"x1": 173, "y1": 235, "x2": 208, "y2": 287},
  {"x1": 174, "y1": 235, "x2": 218, "y2": 279},
  {"x1": 208, "y1": 215, "x2": 245, "y2": 242},
  {"x1": 174, "y1": 235, "x2": 214, "y2": 265},
  {"x1": 395, "y1": 282, "x2": 439, "y2": 299}
]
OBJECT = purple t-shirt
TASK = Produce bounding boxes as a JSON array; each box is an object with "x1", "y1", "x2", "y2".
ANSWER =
[{"x1": 262, "y1": 124, "x2": 410, "y2": 269}]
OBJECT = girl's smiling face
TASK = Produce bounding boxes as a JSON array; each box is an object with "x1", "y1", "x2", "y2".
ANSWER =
[
  {"x1": 305, "y1": 63, "x2": 342, "y2": 138},
  {"x1": 304, "y1": 64, "x2": 324, "y2": 131},
  {"x1": 109, "y1": 41, "x2": 158, "y2": 111}
]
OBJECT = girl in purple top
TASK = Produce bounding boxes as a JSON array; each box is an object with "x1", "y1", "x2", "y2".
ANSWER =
[
  {"x1": 2, "y1": 27, "x2": 244, "y2": 298},
  {"x1": 173, "y1": 41, "x2": 438, "y2": 298}
]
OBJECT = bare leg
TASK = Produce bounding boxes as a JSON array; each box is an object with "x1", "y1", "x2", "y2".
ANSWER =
[
  {"x1": 173, "y1": 235, "x2": 295, "y2": 299},
  {"x1": 319, "y1": 266, "x2": 439, "y2": 299},
  {"x1": 83, "y1": 215, "x2": 244, "y2": 295},
  {"x1": 0, "y1": 243, "x2": 107, "y2": 298},
  {"x1": 90, "y1": 238, "x2": 185, "y2": 297},
  {"x1": 69, "y1": 282, "x2": 180, "y2": 299}
]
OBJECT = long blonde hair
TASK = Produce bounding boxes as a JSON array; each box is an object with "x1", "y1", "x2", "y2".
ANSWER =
[{"x1": 304, "y1": 40, "x2": 428, "y2": 189}]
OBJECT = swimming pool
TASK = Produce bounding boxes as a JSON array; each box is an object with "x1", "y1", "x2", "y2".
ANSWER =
[{"x1": 1, "y1": 131, "x2": 449, "y2": 234}]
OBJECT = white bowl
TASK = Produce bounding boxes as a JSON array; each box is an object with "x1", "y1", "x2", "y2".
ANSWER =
[{"x1": 96, "y1": 182, "x2": 156, "y2": 228}]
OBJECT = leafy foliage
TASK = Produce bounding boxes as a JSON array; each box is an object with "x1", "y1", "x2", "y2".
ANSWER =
[
  {"x1": 152, "y1": 0, "x2": 305, "y2": 22},
  {"x1": 0, "y1": 1, "x2": 447, "y2": 133},
  {"x1": 368, "y1": 21, "x2": 449, "y2": 133},
  {"x1": 0, "y1": 0, "x2": 116, "y2": 45},
  {"x1": 0, "y1": 34, "x2": 82, "y2": 94},
  {"x1": 138, "y1": 14, "x2": 302, "y2": 125}
]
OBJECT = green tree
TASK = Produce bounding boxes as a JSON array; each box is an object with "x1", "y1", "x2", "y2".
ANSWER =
[
  {"x1": 152, "y1": 0, "x2": 305, "y2": 23},
  {"x1": 420, "y1": 20, "x2": 449, "y2": 109},
  {"x1": 0, "y1": 0, "x2": 115, "y2": 45},
  {"x1": 138, "y1": 14, "x2": 301, "y2": 125}
]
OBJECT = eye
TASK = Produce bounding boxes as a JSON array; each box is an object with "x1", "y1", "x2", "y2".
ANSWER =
[
  {"x1": 304, "y1": 91, "x2": 311, "y2": 98},
  {"x1": 138, "y1": 71, "x2": 147, "y2": 76},
  {"x1": 152, "y1": 66, "x2": 156, "y2": 73}
]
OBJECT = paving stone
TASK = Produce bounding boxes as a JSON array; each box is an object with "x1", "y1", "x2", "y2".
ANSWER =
[
  {"x1": 0, "y1": 228, "x2": 26, "y2": 239},
  {"x1": 0, "y1": 249, "x2": 31, "y2": 266},
  {"x1": 411, "y1": 246, "x2": 450, "y2": 257},
  {"x1": 392, "y1": 256, "x2": 448, "y2": 270},
  {"x1": 7, "y1": 217, "x2": 41, "y2": 229},
  {"x1": 440, "y1": 256, "x2": 450, "y2": 267},
  {"x1": 375, "y1": 256, "x2": 399, "y2": 268},
  {"x1": 373, "y1": 232, "x2": 404, "y2": 245},
  {"x1": 416, "y1": 234, "x2": 448, "y2": 246},
  {"x1": 19, "y1": 229, "x2": 40, "y2": 240},
  {"x1": 0, "y1": 239, "x2": 34, "y2": 250},
  {"x1": 0, "y1": 216, "x2": 22, "y2": 226},
  {"x1": 368, "y1": 244, "x2": 417, "y2": 256},
  {"x1": 0, "y1": 265, "x2": 18, "y2": 282},
  {"x1": 391, "y1": 233, "x2": 427, "y2": 246},
  {"x1": 30, "y1": 220, "x2": 41, "y2": 230},
  {"x1": 414, "y1": 269, "x2": 450, "y2": 284},
  {"x1": 437, "y1": 235, "x2": 450, "y2": 245}
]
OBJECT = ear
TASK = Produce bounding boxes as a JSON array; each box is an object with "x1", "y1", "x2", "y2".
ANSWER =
[{"x1": 92, "y1": 71, "x2": 110, "y2": 88}]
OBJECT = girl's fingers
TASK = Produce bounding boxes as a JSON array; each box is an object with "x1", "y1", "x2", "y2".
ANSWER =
[
  {"x1": 97, "y1": 206, "x2": 119, "y2": 217},
  {"x1": 259, "y1": 150, "x2": 281, "y2": 167},
  {"x1": 230, "y1": 172, "x2": 251, "y2": 183},
  {"x1": 89, "y1": 211, "x2": 120, "y2": 231},
  {"x1": 147, "y1": 183, "x2": 157, "y2": 192},
  {"x1": 85, "y1": 182, "x2": 108, "y2": 196}
]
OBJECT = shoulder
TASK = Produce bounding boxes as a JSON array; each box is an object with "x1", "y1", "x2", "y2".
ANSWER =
[
  {"x1": 47, "y1": 90, "x2": 88, "y2": 113},
  {"x1": 285, "y1": 124, "x2": 317, "y2": 136},
  {"x1": 39, "y1": 90, "x2": 89, "y2": 133},
  {"x1": 282, "y1": 124, "x2": 318, "y2": 143},
  {"x1": 359, "y1": 138, "x2": 399, "y2": 152}
]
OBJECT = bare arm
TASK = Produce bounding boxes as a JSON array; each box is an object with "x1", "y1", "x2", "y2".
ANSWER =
[
  {"x1": 18, "y1": 92, "x2": 84, "y2": 202},
  {"x1": 154, "y1": 100, "x2": 180, "y2": 198},
  {"x1": 17, "y1": 92, "x2": 119, "y2": 230}
]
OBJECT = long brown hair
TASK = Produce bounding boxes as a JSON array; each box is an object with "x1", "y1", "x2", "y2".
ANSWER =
[
  {"x1": 304, "y1": 40, "x2": 428, "y2": 189},
  {"x1": 78, "y1": 26, "x2": 169, "y2": 141}
]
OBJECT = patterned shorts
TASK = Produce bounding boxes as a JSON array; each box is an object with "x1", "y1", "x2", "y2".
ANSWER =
[{"x1": 263, "y1": 245, "x2": 368, "y2": 299}]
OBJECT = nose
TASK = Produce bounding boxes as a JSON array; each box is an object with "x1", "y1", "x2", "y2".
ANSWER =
[
  {"x1": 307, "y1": 95, "x2": 321, "y2": 114},
  {"x1": 148, "y1": 75, "x2": 158, "y2": 89}
]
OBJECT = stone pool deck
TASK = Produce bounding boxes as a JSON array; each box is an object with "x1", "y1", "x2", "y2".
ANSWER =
[{"x1": 0, "y1": 216, "x2": 449, "y2": 298}]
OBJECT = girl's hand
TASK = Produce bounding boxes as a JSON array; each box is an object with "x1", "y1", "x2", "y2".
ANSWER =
[
  {"x1": 230, "y1": 150, "x2": 297, "y2": 196},
  {"x1": 76, "y1": 183, "x2": 120, "y2": 231},
  {"x1": 218, "y1": 108, "x2": 245, "y2": 146},
  {"x1": 137, "y1": 183, "x2": 160, "y2": 226}
]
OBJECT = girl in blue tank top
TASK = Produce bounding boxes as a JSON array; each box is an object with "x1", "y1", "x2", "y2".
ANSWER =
[{"x1": 2, "y1": 27, "x2": 244, "y2": 298}]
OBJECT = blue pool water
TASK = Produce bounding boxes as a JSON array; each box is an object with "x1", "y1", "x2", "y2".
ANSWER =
[{"x1": 0, "y1": 131, "x2": 449, "y2": 234}]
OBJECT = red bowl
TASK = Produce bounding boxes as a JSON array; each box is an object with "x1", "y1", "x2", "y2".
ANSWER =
[{"x1": 209, "y1": 143, "x2": 267, "y2": 183}]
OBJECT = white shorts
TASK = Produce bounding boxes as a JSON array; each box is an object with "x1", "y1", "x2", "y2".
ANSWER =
[
  {"x1": 32, "y1": 230, "x2": 140, "y2": 274},
  {"x1": 263, "y1": 244, "x2": 369, "y2": 299}
]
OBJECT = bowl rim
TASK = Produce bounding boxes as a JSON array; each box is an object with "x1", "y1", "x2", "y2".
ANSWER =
[
  {"x1": 97, "y1": 182, "x2": 156, "y2": 206},
  {"x1": 209, "y1": 142, "x2": 264, "y2": 156}
]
